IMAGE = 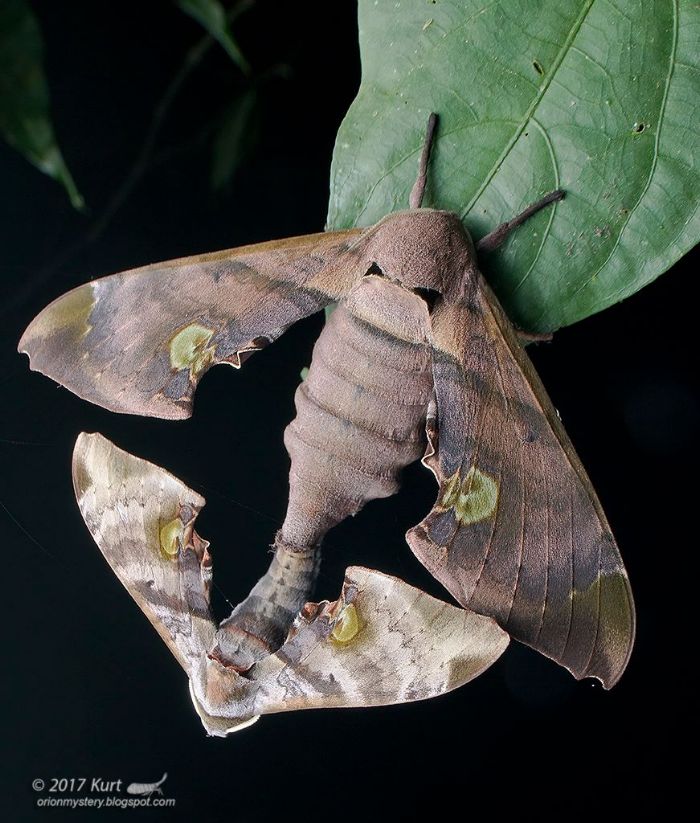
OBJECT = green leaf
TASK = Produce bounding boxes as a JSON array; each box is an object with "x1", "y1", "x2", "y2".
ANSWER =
[
  {"x1": 328, "y1": 0, "x2": 699, "y2": 331},
  {"x1": 177, "y1": 0, "x2": 251, "y2": 75},
  {"x1": 0, "y1": 0, "x2": 84, "y2": 210}
]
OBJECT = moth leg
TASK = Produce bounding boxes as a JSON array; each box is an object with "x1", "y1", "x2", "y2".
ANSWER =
[
  {"x1": 476, "y1": 189, "x2": 565, "y2": 253},
  {"x1": 211, "y1": 533, "x2": 321, "y2": 672}
]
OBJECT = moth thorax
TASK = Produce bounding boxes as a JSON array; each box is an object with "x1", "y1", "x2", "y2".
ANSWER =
[{"x1": 362, "y1": 209, "x2": 476, "y2": 298}]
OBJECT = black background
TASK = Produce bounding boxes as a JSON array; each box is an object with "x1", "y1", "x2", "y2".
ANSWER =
[{"x1": 2, "y1": 2, "x2": 696, "y2": 820}]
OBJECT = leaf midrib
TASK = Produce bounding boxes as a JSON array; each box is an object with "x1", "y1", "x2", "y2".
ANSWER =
[{"x1": 459, "y1": 0, "x2": 595, "y2": 221}]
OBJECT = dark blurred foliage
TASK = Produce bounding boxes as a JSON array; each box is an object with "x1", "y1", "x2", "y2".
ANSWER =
[
  {"x1": 1, "y1": 1, "x2": 697, "y2": 820},
  {"x1": 0, "y1": 0, "x2": 84, "y2": 208}
]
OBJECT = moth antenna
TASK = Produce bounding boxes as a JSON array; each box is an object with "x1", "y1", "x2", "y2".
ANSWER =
[
  {"x1": 477, "y1": 189, "x2": 565, "y2": 253},
  {"x1": 409, "y1": 113, "x2": 438, "y2": 209}
]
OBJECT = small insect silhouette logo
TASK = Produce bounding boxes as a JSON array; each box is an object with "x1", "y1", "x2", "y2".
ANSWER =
[{"x1": 125, "y1": 772, "x2": 168, "y2": 797}]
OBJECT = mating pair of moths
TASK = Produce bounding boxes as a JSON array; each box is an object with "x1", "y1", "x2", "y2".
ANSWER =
[{"x1": 20, "y1": 115, "x2": 634, "y2": 734}]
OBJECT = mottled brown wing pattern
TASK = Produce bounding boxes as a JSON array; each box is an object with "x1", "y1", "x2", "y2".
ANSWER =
[
  {"x1": 73, "y1": 433, "x2": 509, "y2": 735},
  {"x1": 194, "y1": 565, "x2": 510, "y2": 734},
  {"x1": 20, "y1": 229, "x2": 362, "y2": 419},
  {"x1": 72, "y1": 432, "x2": 216, "y2": 676},
  {"x1": 249, "y1": 566, "x2": 509, "y2": 717},
  {"x1": 407, "y1": 278, "x2": 635, "y2": 688}
]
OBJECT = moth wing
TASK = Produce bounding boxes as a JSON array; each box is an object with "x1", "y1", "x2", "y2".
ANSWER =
[
  {"x1": 20, "y1": 229, "x2": 363, "y2": 419},
  {"x1": 72, "y1": 432, "x2": 216, "y2": 676},
  {"x1": 246, "y1": 566, "x2": 509, "y2": 716},
  {"x1": 407, "y1": 281, "x2": 635, "y2": 688}
]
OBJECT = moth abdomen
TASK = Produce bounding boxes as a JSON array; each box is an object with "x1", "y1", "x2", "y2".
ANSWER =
[
  {"x1": 281, "y1": 283, "x2": 434, "y2": 549},
  {"x1": 213, "y1": 534, "x2": 320, "y2": 671}
]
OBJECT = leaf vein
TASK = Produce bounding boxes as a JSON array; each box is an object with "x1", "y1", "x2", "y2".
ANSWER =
[{"x1": 551, "y1": 0, "x2": 679, "y2": 320}]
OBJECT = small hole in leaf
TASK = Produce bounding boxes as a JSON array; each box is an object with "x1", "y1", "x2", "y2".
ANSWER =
[
  {"x1": 632, "y1": 122, "x2": 647, "y2": 134},
  {"x1": 533, "y1": 60, "x2": 544, "y2": 76}
]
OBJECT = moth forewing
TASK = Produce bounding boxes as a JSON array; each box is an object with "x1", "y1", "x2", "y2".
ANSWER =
[
  {"x1": 406, "y1": 271, "x2": 635, "y2": 688},
  {"x1": 72, "y1": 432, "x2": 216, "y2": 675},
  {"x1": 19, "y1": 229, "x2": 363, "y2": 420}
]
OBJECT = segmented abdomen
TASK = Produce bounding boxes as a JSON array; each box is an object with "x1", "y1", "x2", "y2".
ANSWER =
[{"x1": 281, "y1": 276, "x2": 434, "y2": 547}]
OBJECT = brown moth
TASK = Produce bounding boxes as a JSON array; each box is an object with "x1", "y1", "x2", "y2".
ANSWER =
[{"x1": 20, "y1": 114, "x2": 635, "y2": 727}]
